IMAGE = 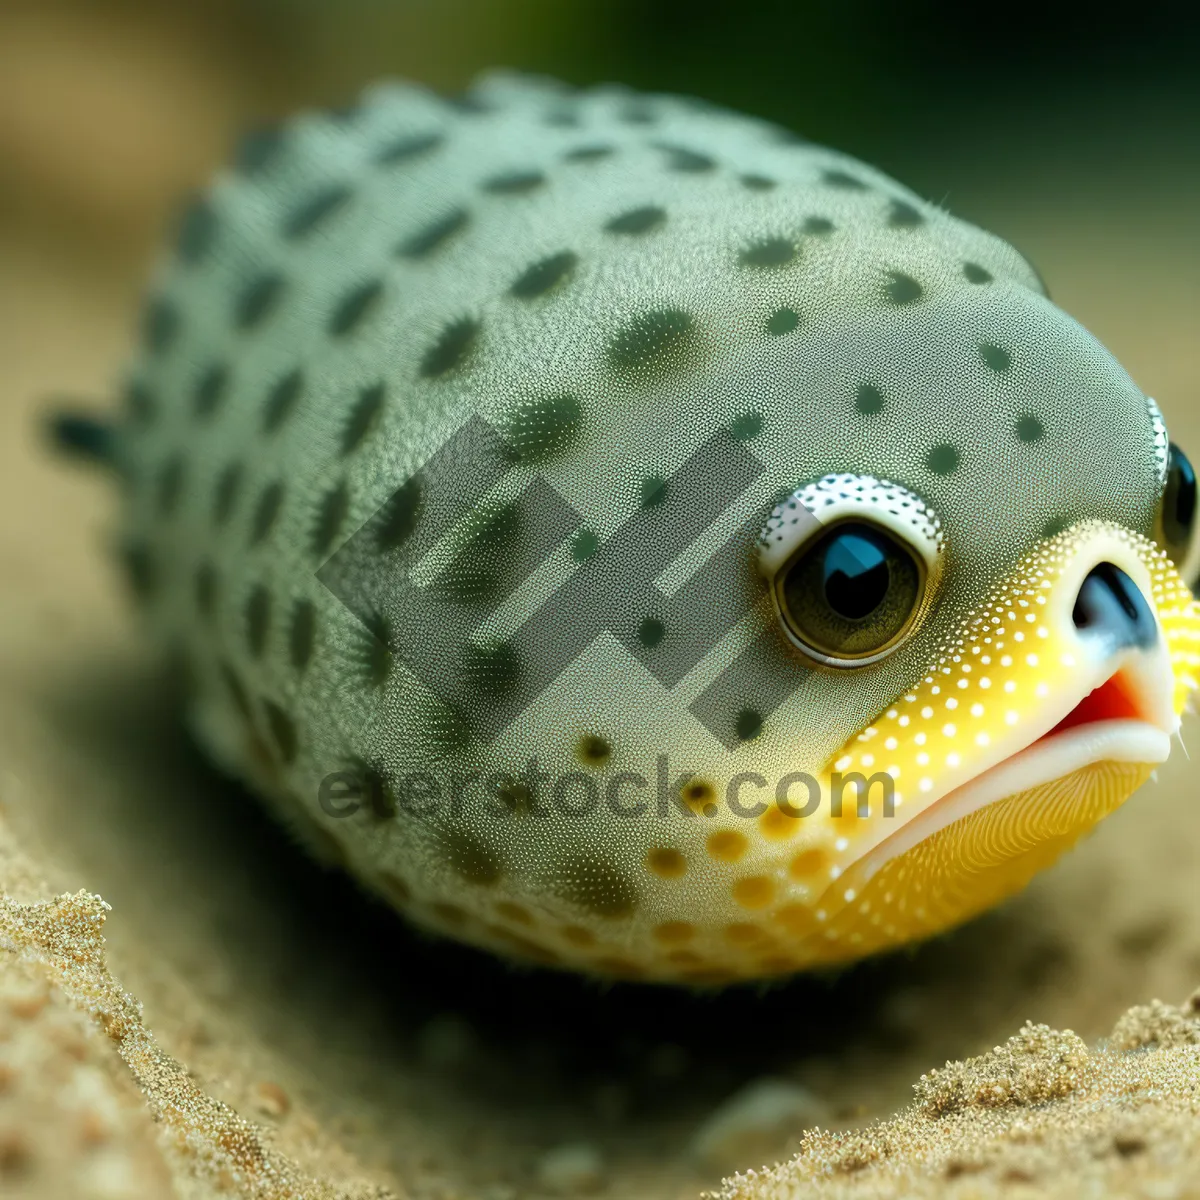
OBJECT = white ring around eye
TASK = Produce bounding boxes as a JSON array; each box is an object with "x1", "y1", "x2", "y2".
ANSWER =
[
  {"x1": 1147, "y1": 396, "x2": 1169, "y2": 495},
  {"x1": 757, "y1": 473, "x2": 946, "y2": 667}
]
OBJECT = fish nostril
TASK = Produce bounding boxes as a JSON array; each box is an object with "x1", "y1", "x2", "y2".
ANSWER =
[{"x1": 1071, "y1": 562, "x2": 1158, "y2": 651}]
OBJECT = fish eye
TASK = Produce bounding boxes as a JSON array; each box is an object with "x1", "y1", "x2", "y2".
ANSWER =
[
  {"x1": 1157, "y1": 441, "x2": 1197, "y2": 566},
  {"x1": 779, "y1": 520, "x2": 923, "y2": 659},
  {"x1": 758, "y1": 474, "x2": 944, "y2": 667}
]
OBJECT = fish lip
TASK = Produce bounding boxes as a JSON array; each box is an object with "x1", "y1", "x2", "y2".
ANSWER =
[{"x1": 823, "y1": 648, "x2": 1178, "y2": 896}]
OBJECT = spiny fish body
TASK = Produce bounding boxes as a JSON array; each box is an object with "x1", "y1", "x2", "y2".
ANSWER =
[{"x1": 112, "y1": 73, "x2": 1200, "y2": 983}]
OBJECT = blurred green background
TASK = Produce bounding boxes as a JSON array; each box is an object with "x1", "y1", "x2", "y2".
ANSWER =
[
  {"x1": 3, "y1": 0, "x2": 1198, "y2": 263},
  {"x1": 4, "y1": 0, "x2": 1195, "y2": 445}
]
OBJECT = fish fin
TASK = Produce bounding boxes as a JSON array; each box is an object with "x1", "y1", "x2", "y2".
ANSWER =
[{"x1": 43, "y1": 403, "x2": 118, "y2": 467}]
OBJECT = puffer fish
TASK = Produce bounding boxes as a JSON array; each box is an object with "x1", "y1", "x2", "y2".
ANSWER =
[{"x1": 72, "y1": 72, "x2": 1200, "y2": 985}]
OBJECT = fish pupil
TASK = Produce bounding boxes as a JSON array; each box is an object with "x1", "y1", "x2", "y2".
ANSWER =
[
  {"x1": 777, "y1": 518, "x2": 922, "y2": 660},
  {"x1": 822, "y1": 530, "x2": 890, "y2": 620}
]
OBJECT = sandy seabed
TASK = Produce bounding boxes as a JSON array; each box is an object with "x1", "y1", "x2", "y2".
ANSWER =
[{"x1": 4, "y1": 812, "x2": 1200, "y2": 1200}]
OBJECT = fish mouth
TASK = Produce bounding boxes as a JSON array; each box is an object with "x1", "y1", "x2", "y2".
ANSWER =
[
  {"x1": 842, "y1": 658, "x2": 1174, "y2": 889},
  {"x1": 794, "y1": 520, "x2": 1200, "y2": 960}
]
